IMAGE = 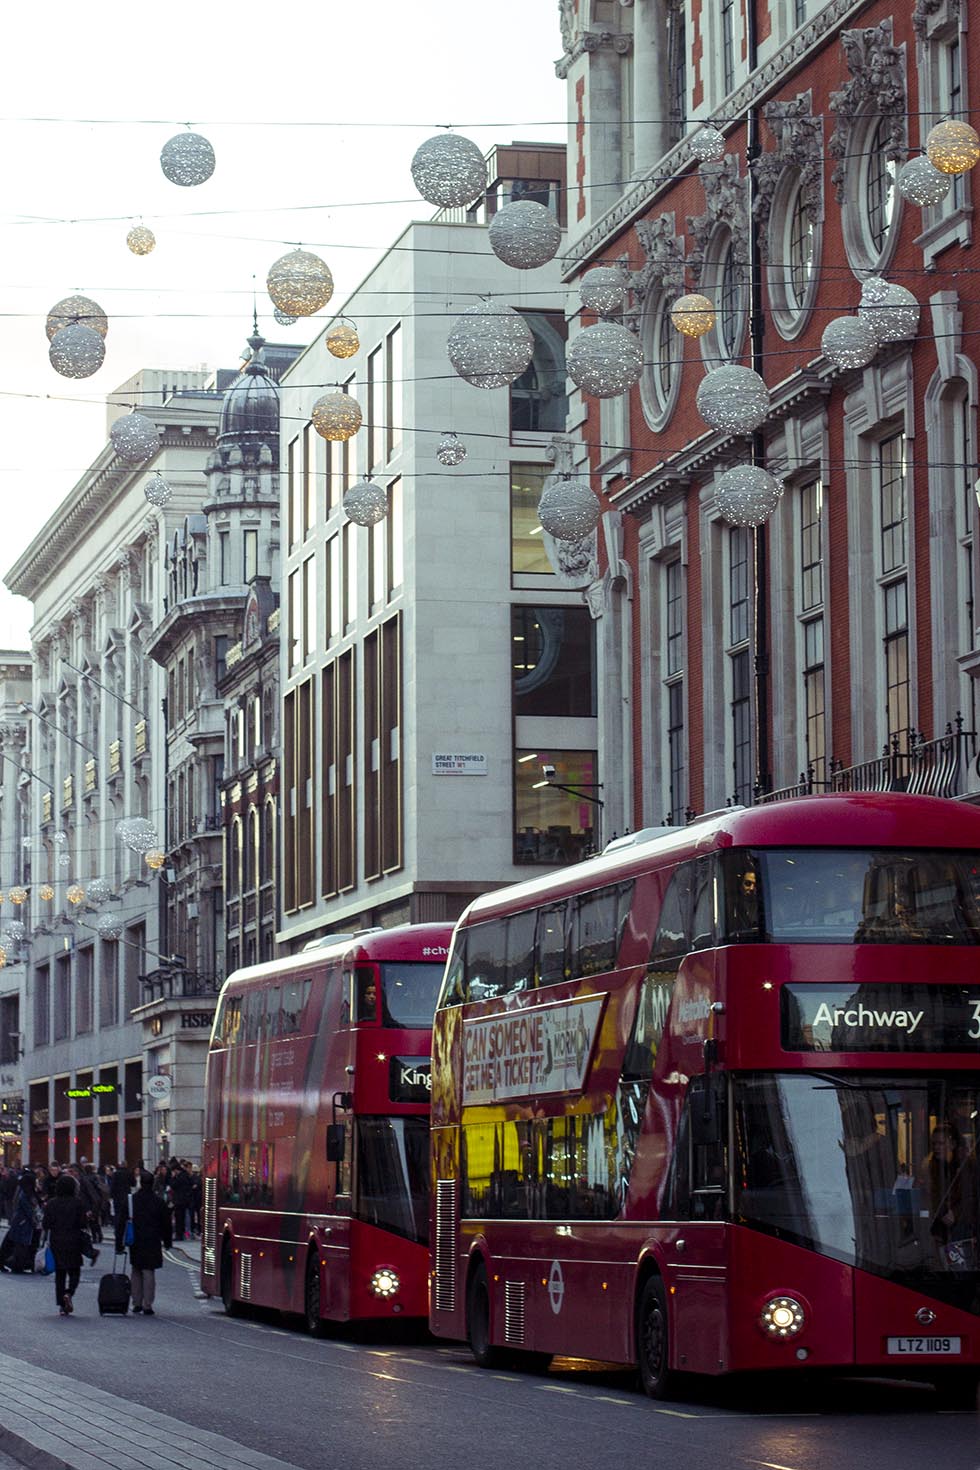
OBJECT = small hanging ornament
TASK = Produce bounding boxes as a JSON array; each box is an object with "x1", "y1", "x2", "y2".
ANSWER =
[
  {"x1": 39, "y1": 884, "x2": 54, "y2": 902},
  {"x1": 126, "y1": 224, "x2": 156, "y2": 255},
  {"x1": 52, "y1": 831, "x2": 67, "y2": 846},
  {"x1": 411, "y1": 133, "x2": 486, "y2": 207},
  {"x1": 670, "y1": 293, "x2": 716, "y2": 339},
  {"x1": 488, "y1": 200, "x2": 562, "y2": 270},
  {"x1": 567, "y1": 322, "x2": 643, "y2": 398},
  {"x1": 447, "y1": 301, "x2": 535, "y2": 389},
  {"x1": 46, "y1": 295, "x2": 108, "y2": 342},
  {"x1": 97, "y1": 913, "x2": 123, "y2": 941},
  {"x1": 86, "y1": 877, "x2": 113, "y2": 906},
  {"x1": 858, "y1": 279, "x2": 920, "y2": 343},
  {"x1": 66, "y1": 884, "x2": 85, "y2": 906},
  {"x1": 690, "y1": 125, "x2": 725, "y2": 162},
  {"x1": 0, "y1": 947, "x2": 7, "y2": 970},
  {"x1": 117, "y1": 817, "x2": 159, "y2": 854},
  {"x1": 6, "y1": 921, "x2": 25, "y2": 943},
  {"x1": 144, "y1": 473, "x2": 172, "y2": 507},
  {"x1": 8, "y1": 887, "x2": 27, "y2": 905},
  {"x1": 716, "y1": 465, "x2": 784, "y2": 527},
  {"x1": 273, "y1": 308, "x2": 297, "y2": 326},
  {"x1": 436, "y1": 431, "x2": 467, "y2": 466},
  {"x1": 695, "y1": 365, "x2": 770, "y2": 434},
  {"x1": 160, "y1": 131, "x2": 215, "y2": 186},
  {"x1": 57, "y1": 853, "x2": 70, "y2": 869},
  {"x1": 312, "y1": 392, "x2": 363, "y2": 441},
  {"x1": 896, "y1": 156, "x2": 951, "y2": 207},
  {"x1": 537, "y1": 475, "x2": 602, "y2": 541},
  {"x1": 580, "y1": 266, "x2": 627, "y2": 318},
  {"x1": 327, "y1": 321, "x2": 360, "y2": 359},
  {"x1": 343, "y1": 478, "x2": 388, "y2": 526},
  {"x1": 925, "y1": 118, "x2": 980, "y2": 176},
  {"x1": 267, "y1": 249, "x2": 333, "y2": 317},
  {"x1": 48, "y1": 324, "x2": 105, "y2": 379},
  {"x1": 110, "y1": 411, "x2": 159, "y2": 464},
  {"x1": 145, "y1": 850, "x2": 166, "y2": 871},
  {"x1": 821, "y1": 316, "x2": 878, "y2": 371}
]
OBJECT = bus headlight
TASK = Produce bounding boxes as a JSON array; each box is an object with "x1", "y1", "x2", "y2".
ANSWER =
[
  {"x1": 369, "y1": 1268, "x2": 400, "y2": 1299},
  {"x1": 760, "y1": 1296, "x2": 805, "y2": 1338}
]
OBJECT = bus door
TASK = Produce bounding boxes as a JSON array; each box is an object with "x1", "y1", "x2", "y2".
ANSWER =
[{"x1": 665, "y1": 1072, "x2": 730, "y2": 1375}]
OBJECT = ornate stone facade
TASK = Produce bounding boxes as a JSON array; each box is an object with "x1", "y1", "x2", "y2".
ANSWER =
[
  {"x1": 828, "y1": 20, "x2": 907, "y2": 203},
  {"x1": 751, "y1": 92, "x2": 824, "y2": 260}
]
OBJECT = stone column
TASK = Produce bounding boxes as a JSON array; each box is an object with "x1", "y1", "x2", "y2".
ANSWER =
[{"x1": 633, "y1": 0, "x2": 672, "y2": 175}]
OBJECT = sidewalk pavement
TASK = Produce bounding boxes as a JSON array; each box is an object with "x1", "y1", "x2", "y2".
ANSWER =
[{"x1": 0, "y1": 1351, "x2": 303, "y2": 1470}]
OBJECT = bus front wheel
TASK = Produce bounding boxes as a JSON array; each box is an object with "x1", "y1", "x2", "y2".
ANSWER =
[
  {"x1": 636, "y1": 1276, "x2": 678, "y2": 1399},
  {"x1": 305, "y1": 1255, "x2": 328, "y2": 1338},
  {"x1": 466, "y1": 1262, "x2": 507, "y2": 1369},
  {"x1": 220, "y1": 1241, "x2": 240, "y2": 1317}
]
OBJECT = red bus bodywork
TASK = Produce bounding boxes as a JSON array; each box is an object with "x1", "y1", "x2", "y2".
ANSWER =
[
  {"x1": 429, "y1": 795, "x2": 980, "y2": 1392},
  {"x1": 201, "y1": 923, "x2": 452, "y2": 1327}
]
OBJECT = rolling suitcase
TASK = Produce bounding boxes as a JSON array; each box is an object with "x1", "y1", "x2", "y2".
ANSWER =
[{"x1": 98, "y1": 1253, "x2": 131, "y2": 1315}]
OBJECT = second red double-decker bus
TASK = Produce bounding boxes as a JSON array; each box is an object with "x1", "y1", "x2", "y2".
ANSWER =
[
  {"x1": 429, "y1": 794, "x2": 980, "y2": 1397},
  {"x1": 201, "y1": 922, "x2": 452, "y2": 1331}
]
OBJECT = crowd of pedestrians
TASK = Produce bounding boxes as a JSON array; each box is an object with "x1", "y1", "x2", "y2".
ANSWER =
[{"x1": 0, "y1": 1155, "x2": 201, "y2": 1315}]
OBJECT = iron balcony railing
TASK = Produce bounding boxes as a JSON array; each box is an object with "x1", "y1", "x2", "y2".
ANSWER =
[{"x1": 761, "y1": 716, "x2": 979, "y2": 805}]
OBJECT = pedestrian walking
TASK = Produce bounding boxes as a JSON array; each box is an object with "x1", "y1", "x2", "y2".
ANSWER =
[
  {"x1": 0, "y1": 1165, "x2": 17, "y2": 1224},
  {"x1": 169, "y1": 1160, "x2": 192, "y2": 1240},
  {"x1": 110, "y1": 1161, "x2": 134, "y2": 1252},
  {"x1": 129, "y1": 1171, "x2": 172, "y2": 1315},
  {"x1": 0, "y1": 1169, "x2": 42, "y2": 1272},
  {"x1": 41, "y1": 1175, "x2": 89, "y2": 1314}
]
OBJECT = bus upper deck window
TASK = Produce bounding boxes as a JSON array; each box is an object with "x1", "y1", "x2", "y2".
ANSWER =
[{"x1": 356, "y1": 969, "x2": 379, "y2": 1023}]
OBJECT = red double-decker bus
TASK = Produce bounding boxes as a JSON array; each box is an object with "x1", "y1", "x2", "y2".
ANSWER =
[
  {"x1": 429, "y1": 794, "x2": 980, "y2": 1397},
  {"x1": 201, "y1": 922, "x2": 452, "y2": 1331}
]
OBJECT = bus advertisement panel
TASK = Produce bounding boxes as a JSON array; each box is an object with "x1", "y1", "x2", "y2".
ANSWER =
[
  {"x1": 429, "y1": 794, "x2": 980, "y2": 1398},
  {"x1": 201, "y1": 923, "x2": 452, "y2": 1331}
]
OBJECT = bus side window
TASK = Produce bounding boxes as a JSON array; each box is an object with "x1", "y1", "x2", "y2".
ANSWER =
[
  {"x1": 650, "y1": 863, "x2": 694, "y2": 969},
  {"x1": 690, "y1": 857, "x2": 716, "y2": 950},
  {"x1": 441, "y1": 934, "x2": 467, "y2": 1006},
  {"x1": 467, "y1": 919, "x2": 508, "y2": 1001},
  {"x1": 505, "y1": 910, "x2": 537, "y2": 992},
  {"x1": 622, "y1": 974, "x2": 673, "y2": 1081},
  {"x1": 537, "y1": 902, "x2": 568, "y2": 986},
  {"x1": 281, "y1": 978, "x2": 302, "y2": 1034},
  {"x1": 572, "y1": 881, "x2": 634, "y2": 977}
]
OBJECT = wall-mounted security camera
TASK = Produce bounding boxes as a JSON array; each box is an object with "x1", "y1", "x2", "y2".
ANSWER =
[{"x1": 541, "y1": 764, "x2": 557, "y2": 781}]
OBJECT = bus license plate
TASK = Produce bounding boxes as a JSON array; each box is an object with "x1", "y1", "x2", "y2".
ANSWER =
[{"x1": 887, "y1": 1336, "x2": 961, "y2": 1355}]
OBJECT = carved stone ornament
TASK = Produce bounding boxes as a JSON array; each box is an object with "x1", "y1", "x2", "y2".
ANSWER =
[
  {"x1": 687, "y1": 155, "x2": 749, "y2": 288},
  {"x1": 556, "y1": 21, "x2": 633, "y2": 78},
  {"x1": 913, "y1": 0, "x2": 960, "y2": 40},
  {"x1": 543, "y1": 433, "x2": 599, "y2": 586},
  {"x1": 751, "y1": 93, "x2": 824, "y2": 261},
  {"x1": 828, "y1": 20, "x2": 908, "y2": 203},
  {"x1": 559, "y1": 0, "x2": 576, "y2": 52},
  {"x1": 630, "y1": 215, "x2": 686, "y2": 323}
]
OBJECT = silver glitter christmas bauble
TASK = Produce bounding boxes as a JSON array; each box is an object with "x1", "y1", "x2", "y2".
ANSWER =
[
  {"x1": 86, "y1": 877, "x2": 113, "y2": 905},
  {"x1": 411, "y1": 133, "x2": 486, "y2": 208},
  {"x1": 860, "y1": 275, "x2": 890, "y2": 305},
  {"x1": 45, "y1": 294, "x2": 108, "y2": 341},
  {"x1": 6, "y1": 921, "x2": 25, "y2": 943},
  {"x1": 144, "y1": 473, "x2": 172, "y2": 507},
  {"x1": 127, "y1": 225, "x2": 156, "y2": 255},
  {"x1": 690, "y1": 126, "x2": 725, "y2": 162},
  {"x1": 110, "y1": 412, "x2": 159, "y2": 464},
  {"x1": 858, "y1": 281, "x2": 920, "y2": 343},
  {"x1": 447, "y1": 301, "x2": 534, "y2": 389},
  {"x1": 821, "y1": 316, "x2": 878, "y2": 371},
  {"x1": 97, "y1": 913, "x2": 123, "y2": 941},
  {"x1": 580, "y1": 265, "x2": 627, "y2": 317},
  {"x1": 117, "y1": 816, "x2": 159, "y2": 854},
  {"x1": 567, "y1": 321, "x2": 643, "y2": 398},
  {"x1": 160, "y1": 131, "x2": 215, "y2": 186},
  {"x1": 537, "y1": 476, "x2": 602, "y2": 540},
  {"x1": 896, "y1": 156, "x2": 951, "y2": 207},
  {"x1": 436, "y1": 431, "x2": 467, "y2": 466},
  {"x1": 267, "y1": 249, "x2": 334, "y2": 317},
  {"x1": 716, "y1": 465, "x2": 784, "y2": 527},
  {"x1": 274, "y1": 308, "x2": 297, "y2": 326},
  {"x1": 52, "y1": 831, "x2": 67, "y2": 846},
  {"x1": 343, "y1": 479, "x2": 388, "y2": 526},
  {"x1": 695, "y1": 365, "x2": 770, "y2": 434},
  {"x1": 312, "y1": 392, "x2": 362, "y2": 441},
  {"x1": 48, "y1": 324, "x2": 105, "y2": 379},
  {"x1": 488, "y1": 200, "x2": 562, "y2": 270}
]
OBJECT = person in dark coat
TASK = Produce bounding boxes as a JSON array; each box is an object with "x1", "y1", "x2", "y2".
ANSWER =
[
  {"x1": 129, "y1": 1171, "x2": 172, "y2": 1315},
  {"x1": 169, "y1": 1161, "x2": 192, "y2": 1240},
  {"x1": 41, "y1": 1174, "x2": 89, "y2": 1314},
  {"x1": 110, "y1": 1161, "x2": 134, "y2": 1252},
  {"x1": 0, "y1": 1169, "x2": 41, "y2": 1272}
]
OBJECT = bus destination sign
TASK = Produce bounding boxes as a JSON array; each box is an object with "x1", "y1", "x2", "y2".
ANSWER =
[
  {"x1": 389, "y1": 1056, "x2": 431, "y2": 1104},
  {"x1": 782, "y1": 984, "x2": 980, "y2": 1052},
  {"x1": 462, "y1": 996, "x2": 604, "y2": 1104}
]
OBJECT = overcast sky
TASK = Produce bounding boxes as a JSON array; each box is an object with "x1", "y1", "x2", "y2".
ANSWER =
[{"x1": 0, "y1": 1, "x2": 567, "y2": 647}]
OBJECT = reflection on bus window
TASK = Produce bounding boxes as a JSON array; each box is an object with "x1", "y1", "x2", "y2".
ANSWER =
[
  {"x1": 721, "y1": 848, "x2": 980, "y2": 944},
  {"x1": 355, "y1": 1117, "x2": 429, "y2": 1242},
  {"x1": 379, "y1": 962, "x2": 446, "y2": 1027}
]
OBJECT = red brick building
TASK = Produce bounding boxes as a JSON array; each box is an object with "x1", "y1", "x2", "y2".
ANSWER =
[{"x1": 556, "y1": 0, "x2": 980, "y2": 826}]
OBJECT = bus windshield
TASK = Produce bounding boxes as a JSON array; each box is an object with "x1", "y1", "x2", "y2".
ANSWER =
[
  {"x1": 355, "y1": 1116, "x2": 429, "y2": 1243},
  {"x1": 380, "y1": 962, "x2": 446, "y2": 1027},
  {"x1": 723, "y1": 848, "x2": 980, "y2": 944},
  {"x1": 734, "y1": 1072, "x2": 980, "y2": 1313}
]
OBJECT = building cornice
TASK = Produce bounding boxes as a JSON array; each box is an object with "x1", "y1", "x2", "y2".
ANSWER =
[
  {"x1": 562, "y1": 0, "x2": 874, "y2": 276},
  {"x1": 145, "y1": 593, "x2": 245, "y2": 664}
]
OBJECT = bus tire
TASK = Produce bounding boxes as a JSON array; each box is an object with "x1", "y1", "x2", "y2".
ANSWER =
[
  {"x1": 636, "y1": 1275, "x2": 678, "y2": 1400},
  {"x1": 466, "y1": 1261, "x2": 507, "y2": 1369},
  {"x1": 930, "y1": 1369, "x2": 979, "y2": 1408},
  {"x1": 220, "y1": 1239, "x2": 241, "y2": 1317},
  {"x1": 305, "y1": 1255, "x2": 328, "y2": 1338}
]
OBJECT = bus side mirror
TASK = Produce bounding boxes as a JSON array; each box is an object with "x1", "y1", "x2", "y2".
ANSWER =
[
  {"x1": 326, "y1": 1123, "x2": 345, "y2": 1163},
  {"x1": 695, "y1": 1074, "x2": 725, "y2": 1147}
]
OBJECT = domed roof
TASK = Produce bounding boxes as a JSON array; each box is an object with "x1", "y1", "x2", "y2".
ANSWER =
[{"x1": 218, "y1": 332, "x2": 280, "y2": 442}]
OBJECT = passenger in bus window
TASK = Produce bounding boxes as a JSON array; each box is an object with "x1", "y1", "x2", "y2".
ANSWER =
[
  {"x1": 918, "y1": 1122, "x2": 977, "y2": 1269},
  {"x1": 730, "y1": 862, "x2": 761, "y2": 937},
  {"x1": 357, "y1": 977, "x2": 378, "y2": 1023}
]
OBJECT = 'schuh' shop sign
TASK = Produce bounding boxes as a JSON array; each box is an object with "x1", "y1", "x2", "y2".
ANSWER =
[{"x1": 462, "y1": 996, "x2": 604, "y2": 1104}]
